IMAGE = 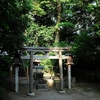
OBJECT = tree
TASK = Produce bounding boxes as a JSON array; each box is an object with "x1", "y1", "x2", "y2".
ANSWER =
[
  {"x1": 24, "y1": 0, "x2": 55, "y2": 47},
  {"x1": 0, "y1": 0, "x2": 34, "y2": 55},
  {"x1": 71, "y1": 0, "x2": 100, "y2": 80},
  {"x1": 55, "y1": 0, "x2": 61, "y2": 43},
  {"x1": 27, "y1": 0, "x2": 75, "y2": 47}
]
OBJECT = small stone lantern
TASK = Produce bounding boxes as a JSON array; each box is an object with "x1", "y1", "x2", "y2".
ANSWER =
[
  {"x1": 67, "y1": 55, "x2": 74, "y2": 65},
  {"x1": 13, "y1": 53, "x2": 21, "y2": 66},
  {"x1": 66, "y1": 53, "x2": 74, "y2": 89},
  {"x1": 13, "y1": 52, "x2": 21, "y2": 93}
]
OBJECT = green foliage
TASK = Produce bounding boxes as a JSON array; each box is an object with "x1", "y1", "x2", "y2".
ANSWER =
[
  {"x1": 0, "y1": 0, "x2": 35, "y2": 55},
  {"x1": 0, "y1": 56, "x2": 12, "y2": 100},
  {"x1": 72, "y1": 31, "x2": 100, "y2": 77},
  {"x1": 53, "y1": 41, "x2": 69, "y2": 47},
  {"x1": 73, "y1": 32, "x2": 94, "y2": 55},
  {"x1": 41, "y1": 59, "x2": 53, "y2": 73},
  {"x1": 33, "y1": 1, "x2": 46, "y2": 16},
  {"x1": 0, "y1": 56, "x2": 12, "y2": 88},
  {"x1": 0, "y1": 56, "x2": 12, "y2": 71},
  {"x1": 25, "y1": 24, "x2": 55, "y2": 46},
  {"x1": 56, "y1": 22, "x2": 74, "y2": 29},
  {"x1": 58, "y1": 22, "x2": 74, "y2": 27}
]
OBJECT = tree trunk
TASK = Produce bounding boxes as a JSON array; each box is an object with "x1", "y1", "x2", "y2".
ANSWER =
[{"x1": 55, "y1": 0, "x2": 61, "y2": 43}]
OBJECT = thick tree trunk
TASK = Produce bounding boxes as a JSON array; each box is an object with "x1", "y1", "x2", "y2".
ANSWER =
[{"x1": 55, "y1": 0, "x2": 61, "y2": 43}]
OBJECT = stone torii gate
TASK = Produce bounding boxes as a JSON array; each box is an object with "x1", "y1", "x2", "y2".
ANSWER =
[{"x1": 21, "y1": 46, "x2": 72, "y2": 96}]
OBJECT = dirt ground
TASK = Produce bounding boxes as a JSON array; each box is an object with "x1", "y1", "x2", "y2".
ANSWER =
[{"x1": 8, "y1": 83, "x2": 100, "y2": 100}]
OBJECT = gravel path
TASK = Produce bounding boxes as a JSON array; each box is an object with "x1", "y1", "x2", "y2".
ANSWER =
[{"x1": 9, "y1": 84, "x2": 100, "y2": 100}]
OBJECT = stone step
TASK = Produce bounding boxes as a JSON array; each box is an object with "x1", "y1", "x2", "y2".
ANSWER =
[
  {"x1": 37, "y1": 84, "x2": 48, "y2": 89},
  {"x1": 33, "y1": 82, "x2": 49, "y2": 89}
]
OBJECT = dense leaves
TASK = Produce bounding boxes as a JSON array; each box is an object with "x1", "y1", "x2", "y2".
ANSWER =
[{"x1": 0, "y1": 0, "x2": 35, "y2": 55}]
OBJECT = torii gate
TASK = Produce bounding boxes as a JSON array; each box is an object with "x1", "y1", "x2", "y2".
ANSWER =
[{"x1": 21, "y1": 46, "x2": 72, "y2": 95}]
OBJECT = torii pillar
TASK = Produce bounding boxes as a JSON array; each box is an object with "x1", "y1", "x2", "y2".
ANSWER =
[
  {"x1": 27, "y1": 51, "x2": 35, "y2": 96},
  {"x1": 58, "y1": 51, "x2": 65, "y2": 93}
]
